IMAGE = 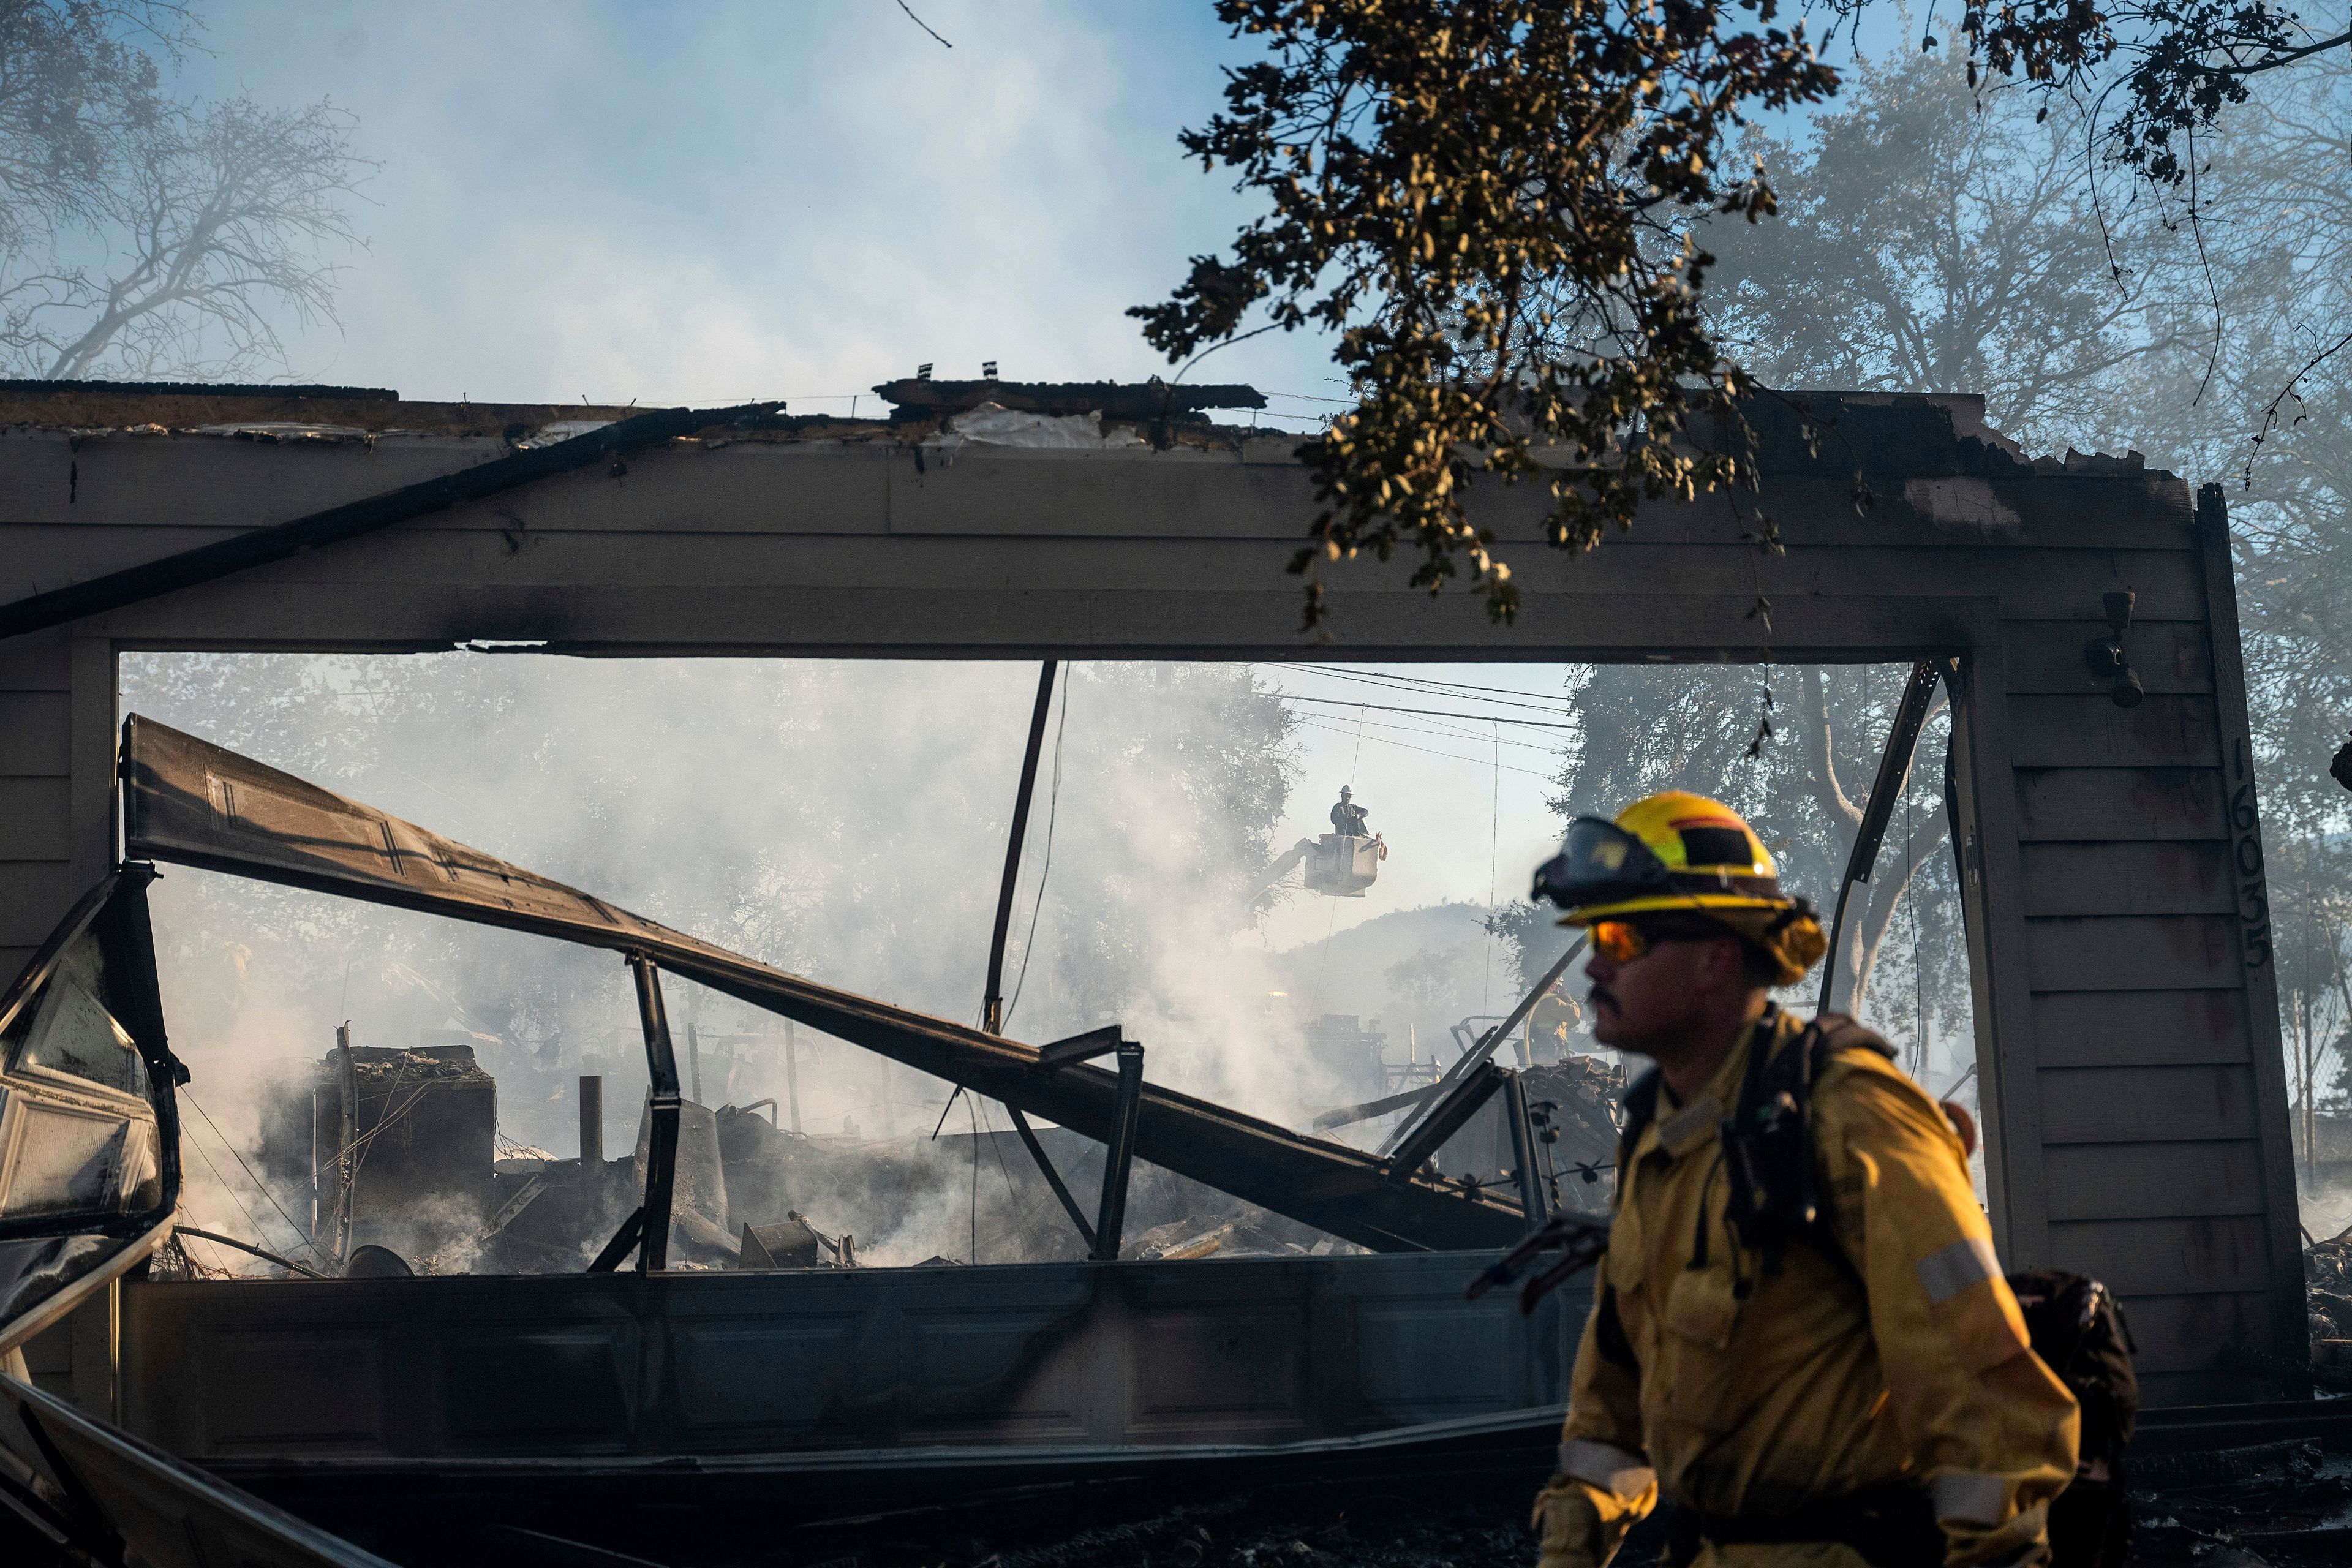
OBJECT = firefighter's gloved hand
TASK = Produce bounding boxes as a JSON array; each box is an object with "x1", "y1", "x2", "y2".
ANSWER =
[
  {"x1": 1532, "y1": 1474, "x2": 1651, "y2": 1568},
  {"x1": 1532, "y1": 1480, "x2": 1600, "y2": 1568}
]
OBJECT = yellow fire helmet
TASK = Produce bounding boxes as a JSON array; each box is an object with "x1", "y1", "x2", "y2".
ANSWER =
[{"x1": 1531, "y1": 791, "x2": 1827, "y2": 982}]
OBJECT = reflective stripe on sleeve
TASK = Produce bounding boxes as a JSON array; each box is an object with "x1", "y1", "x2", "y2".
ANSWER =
[
  {"x1": 1931, "y1": 1469, "x2": 2010, "y2": 1526},
  {"x1": 1558, "y1": 1438, "x2": 1656, "y2": 1501},
  {"x1": 1914, "y1": 1235, "x2": 2001, "y2": 1304}
]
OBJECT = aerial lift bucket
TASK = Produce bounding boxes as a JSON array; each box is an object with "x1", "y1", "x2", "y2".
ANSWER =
[{"x1": 1302, "y1": 832, "x2": 1383, "y2": 897}]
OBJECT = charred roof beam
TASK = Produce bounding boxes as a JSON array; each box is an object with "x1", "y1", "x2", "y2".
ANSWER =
[{"x1": 0, "y1": 401, "x2": 785, "y2": 643}]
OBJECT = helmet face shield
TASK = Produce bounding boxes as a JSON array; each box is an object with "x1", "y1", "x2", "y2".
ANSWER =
[{"x1": 1532, "y1": 818, "x2": 1674, "y2": 911}]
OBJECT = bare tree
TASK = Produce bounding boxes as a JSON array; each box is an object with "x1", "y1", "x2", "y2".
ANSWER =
[
  {"x1": 0, "y1": 2, "x2": 184, "y2": 242},
  {"x1": 0, "y1": 3, "x2": 366, "y2": 380},
  {"x1": 1703, "y1": 54, "x2": 2194, "y2": 456},
  {"x1": 1795, "y1": 668, "x2": 1951, "y2": 1017}
]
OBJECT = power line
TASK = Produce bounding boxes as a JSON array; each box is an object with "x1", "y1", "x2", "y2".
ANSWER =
[
  {"x1": 1292, "y1": 717, "x2": 1556, "y2": 781},
  {"x1": 1259, "y1": 667, "x2": 1578, "y2": 731},
  {"x1": 1283, "y1": 660, "x2": 1571, "y2": 703},
  {"x1": 183, "y1": 1088, "x2": 326, "y2": 1263},
  {"x1": 1294, "y1": 710, "x2": 1554, "y2": 767},
  {"x1": 1278, "y1": 692, "x2": 1578, "y2": 731},
  {"x1": 1270, "y1": 691, "x2": 1561, "y2": 756},
  {"x1": 1289, "y1": 699, "x2": 1557, "y2": 756},
  {"x1": 1272, "y1": 663, "x2": 1575, "y2": 715},
  {"x1": 181, "y1": 1134, "x2": 269, "y2": 1253}
]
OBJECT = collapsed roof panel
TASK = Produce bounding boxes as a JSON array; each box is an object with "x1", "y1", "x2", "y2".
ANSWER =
[{"x1": 119, "y1": 715, "x2": 1527, "y2": 1254}]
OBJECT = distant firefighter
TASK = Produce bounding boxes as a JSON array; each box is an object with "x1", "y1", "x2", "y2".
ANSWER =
[
  {"x1": 1527, "y1": 984, "x2": 1583, "y2": 1058},
  {"x1": 1330, "y1": 784, "x2": 1370, "y2": 838}
]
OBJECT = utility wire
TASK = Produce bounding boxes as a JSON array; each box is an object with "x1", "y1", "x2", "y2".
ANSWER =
[
  {"x1": 1266, "y1": 671, "x2": 1565, "y2": 752},
  {"x1": 1278, "y1": 692, "x2": 1577, "y2": 731},
  {"x1": 309, "y1": 1069, "x2": 436, "y2": 1184},
  {"x1": 183, "y1": 1087, "x2": 326, "y2": 1263},
  {"x1": 1292, "y1": 717, "x2": 1555, "y2": 781},
  {"x1": 1269, "y1": 663, "x2": 1576, "y2": 715},
  {"x1": 1261, "y1": 677, "x2": 1571, "y2": 728},
  {"x1": 1272, "y1": 660, "x2": 1573, "y2": 707},
  {"x1": 178, "y1": 1130, "x2": 283, "y2": 1273},
  {"x1": 1294, "y1": 703, "x2": 1558, "y2": 756},
  {"x1": 976, "y1": 1098, "x2": 1029, "y2": 1224}
]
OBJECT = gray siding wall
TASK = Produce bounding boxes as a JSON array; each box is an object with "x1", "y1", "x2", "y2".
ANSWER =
[{"x1": 0, "y1": 425, "x2": 2302, "y2": 1404}]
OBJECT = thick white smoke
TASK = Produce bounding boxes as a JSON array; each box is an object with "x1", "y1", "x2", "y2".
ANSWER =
[{"x1": 121, "y1": 655, "x2": 1350, "y2": 1267}]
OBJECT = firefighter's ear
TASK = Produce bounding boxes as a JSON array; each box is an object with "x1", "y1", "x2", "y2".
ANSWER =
[
  {"x1": 1940, "y1": 1099, "x2": 1978, "y2": 1157},
  {"x1": 1701, "y1": 932, "x2": 1752, "y2": 988}
]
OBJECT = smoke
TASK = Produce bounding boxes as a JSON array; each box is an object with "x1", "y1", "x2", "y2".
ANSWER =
[
  {"x1": 121, "y1": 653, "x2": 1340, "y2": 1267},
  {"x1": 123, "y1": 651, "x2": 1996, "y2": 1261}
]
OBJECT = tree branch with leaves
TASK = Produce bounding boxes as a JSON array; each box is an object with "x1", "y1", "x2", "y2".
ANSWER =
[
  {"x1": 1143, "y1": 0, "x2": 2348, "y2": 623},
  {"x1": 1133, "y1": 0, "x2": 1841, "y2": 626}
]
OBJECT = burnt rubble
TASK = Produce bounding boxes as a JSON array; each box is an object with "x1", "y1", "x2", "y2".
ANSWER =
[
  {"x1": 2309, "y1": 1229, "x2": 2352, "y2": 1352},
  {"x1": 255, "y1": 1042, "x2": 497, "y2": 1266},
  {"x1": 1520, "y1": 1054, "x2": 1627, "y2": 1204},
  {"x1": 233, "y1": 1043, "x2": 1396, "y2": 1279}
]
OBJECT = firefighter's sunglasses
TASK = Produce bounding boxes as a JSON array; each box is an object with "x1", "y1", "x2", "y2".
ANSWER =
[{"x1": 1588, "y1": 920, "x2": 1653, "y2": 963}]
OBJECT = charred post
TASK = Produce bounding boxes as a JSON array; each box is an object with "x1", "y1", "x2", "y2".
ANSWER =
[
  {"x1": 579, "y1": 1074, "x2": 603, "y2": 1175},
  {"x1": 1091, "y1": 1039, "x2": 1145, "y2": 1261},
  {"x1": 629, "y1": 956, "x2": 680, "y2": 1273}
]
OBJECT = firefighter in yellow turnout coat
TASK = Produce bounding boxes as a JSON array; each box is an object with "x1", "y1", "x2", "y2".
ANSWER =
[{"x1": 1526, "y1": 794, "x2": 2078, "y2": 1567}]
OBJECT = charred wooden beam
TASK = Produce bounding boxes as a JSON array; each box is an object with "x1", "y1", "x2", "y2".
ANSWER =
[
  {"x1": 1036, "y1": 1025, "x2": 1125, "y2": 1072},
  {"x1": 1386, "y1": 1062, "x2": 1507, "y2": 1186},
  {"x1": 0, "y1": 400, "x2": 784, "y2": 642},
  {"x1": 1091, "y1": 1039, "x2": 1145, "y2": 1261},
  {"x1": 1007, "y1": 1107, "x2": 1096, "y2": 1252},
  {"x1": 630, "y1": 956, "x2": 682, "y2": 1275}
]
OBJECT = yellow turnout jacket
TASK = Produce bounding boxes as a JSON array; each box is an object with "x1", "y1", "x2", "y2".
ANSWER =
[{"x1": 1534, "y1": 1008, "x2": 2078, "y2": 1567}]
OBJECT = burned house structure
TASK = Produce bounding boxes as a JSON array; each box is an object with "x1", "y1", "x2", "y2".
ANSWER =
[
  {"x1": 254, "y1": 1041, "x2": 498, "y2": 1270},
  {"x1": 0, "y1": 379, "x2": 2318, "y2": 1564}
]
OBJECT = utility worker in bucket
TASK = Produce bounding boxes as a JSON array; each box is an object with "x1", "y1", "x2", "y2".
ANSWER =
[{"x1": 1526, "y1": 791, "x2": 2077, "y2": 1567}]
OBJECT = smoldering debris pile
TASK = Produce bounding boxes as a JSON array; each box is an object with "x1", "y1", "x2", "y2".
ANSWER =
[
  {"x1": 1123, "y1": 1215, "x2": 1354, "y2": 1262},
  {"x1": 940, "y1": 1493, "x2": 1538, "y2": 1568},
  {"x1": 2127, "y1": 1440, "x2": 2352, "y2": 1564},
  {"x1": 254, "y1": 1042, "x2": 497, "y2": 1266},
  {"x1": 2307, "y1": 1228, "x2": 2352, "y2": 1351},
  {"x1": 1520, "y1": 1054, "x2": 1626, "y2": 1206},
  {"x1": 717, "y1": 1103, "x2": 1354, "y2": 1267},
  {"x1": 217, "y1": 1034, "x2": 1374, "y2": 1276}
]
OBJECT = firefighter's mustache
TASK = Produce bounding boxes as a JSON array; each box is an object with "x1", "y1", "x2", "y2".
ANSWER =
[{"x1": 1588, "y1": 984, "x2": 1618, "y2": 1013}]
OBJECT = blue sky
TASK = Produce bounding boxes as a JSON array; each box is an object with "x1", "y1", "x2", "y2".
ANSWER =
[
  {"x1": 166, "y1": 1, "x2": 1909, "y2": 421},
  {"x1": 169, "y1": 1, "x2": 1349, "y2": 423}
]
